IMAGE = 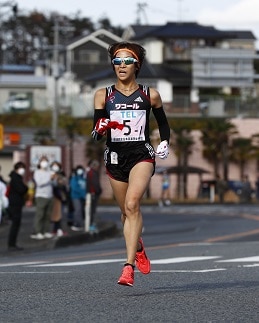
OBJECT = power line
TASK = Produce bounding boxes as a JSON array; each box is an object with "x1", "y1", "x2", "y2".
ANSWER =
[{"x1": 146, "y1": 1, "x2": 188, "y2": 23}]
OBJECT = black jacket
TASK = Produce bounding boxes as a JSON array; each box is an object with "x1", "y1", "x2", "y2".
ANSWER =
[
  {"x1": 87, "y1": 168, "x2": 102, "y2": 196},
  {"x1": 8, "y1": 171, "x2": 28, "y2": 207}
]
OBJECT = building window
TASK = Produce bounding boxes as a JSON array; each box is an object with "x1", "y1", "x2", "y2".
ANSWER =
[{"x1": 78, "y1": 50, "x2": 100, "y2": 63}]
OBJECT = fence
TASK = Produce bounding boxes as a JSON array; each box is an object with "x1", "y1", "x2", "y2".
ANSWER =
[
  {"x1": 168, "y1": 95, "x2": 259, "y2": 118},
  {"x1": 2, "y1": 93, "x2": 259, "y2": 119}
]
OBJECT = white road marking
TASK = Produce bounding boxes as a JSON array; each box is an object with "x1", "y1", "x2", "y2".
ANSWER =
[
  {"x1": 217, "y1": 256, "x2": 259, "y2": 262},
  {"x1": 30, "y1": 258, "x2": 126, "y2": 267},
  {"x1": 1, "y1": 256, "x2": 258, "y2": 271},
  {"x1": 0, "y1": 261, "x2": 48, "y2": 267},
  {"x1": 178, "y1": 243, "x2": 215, "y2": 246},
  {"x1": 242, "y1": 264, "x2": 259, "y2": 267},
  {"x1": 151, "y1": 256, "x2": 221, "y2": 264},
  {"x1": 0, "y1": 271, "x2": 71, "y2": 274},
  {"x1": 29, "y1": 256, "x2": 221, "y2": 267},
  {"x1": 151, "y1": 269, "x2": 226, "y2": 273}
]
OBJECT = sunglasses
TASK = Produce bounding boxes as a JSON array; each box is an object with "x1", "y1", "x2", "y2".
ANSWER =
[{"x1": 112, "y1": 57, "x2": 138, "y2": 65}]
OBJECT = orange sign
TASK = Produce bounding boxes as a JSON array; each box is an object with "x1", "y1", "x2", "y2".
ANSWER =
[{"x1": 4, "y1": 132, "x2": 21, "y2": 146}]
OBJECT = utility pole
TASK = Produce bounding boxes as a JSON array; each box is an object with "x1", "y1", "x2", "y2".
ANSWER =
[
  {"x1": 52, "y1": 18, "x2": 59, "y2": 142},
  {"x1": 176, "y1": 0, "x2": 186, "y2": 22},
  {"x1": 136, "y1": 2, "x2": 148, "y2": 25},
  {"x1": 51, "y1": 18, "x2": 75, "y2": 142}
]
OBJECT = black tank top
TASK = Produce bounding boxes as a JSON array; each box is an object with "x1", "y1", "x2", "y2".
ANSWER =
[{"x1": 105, "y1": 84, "x2": 152, "y2": 151}]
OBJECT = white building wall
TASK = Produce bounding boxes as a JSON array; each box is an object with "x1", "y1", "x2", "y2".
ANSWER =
[
  {"x1": 144, "y1": 40, "x2": 164, "y2": 64},
  {"x1": 157, "y1": 80, "x2": 173, "y2": 103}
]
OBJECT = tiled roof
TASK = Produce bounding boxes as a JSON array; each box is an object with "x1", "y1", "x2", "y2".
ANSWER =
[
  {"x1": 226, "y1": 30, "x2": 256, "y2": 40},
  {"x1": 128, "y1": 25, "x2": 161, "y2": 38},
  {"x1": 67, "y1": 28, "x2": 122, "y2": 50},
  {"x1": 130, "y1": 22, "x2": 256, "y2": 40}
]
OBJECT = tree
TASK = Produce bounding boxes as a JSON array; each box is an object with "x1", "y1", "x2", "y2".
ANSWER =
[
  {"x1": 170, "y1": 119, "x2": 195, "y2": 199},
  {"x1": 0, "y1": 7, "x2": 123, "y2": 65},
  {"x1": 229, "y1": 137, "x2": 255, "y2": 179},
  {"x1": 200, "y1": 119, "x2": 237, "y2": 180},
  {"x1": 251, "y1": 133, "x2": 259, "y2": 172},
  {"x1": 97, "y1": 17, "x2": 124, "y2": 36},
  {"x1": 1, "y1": 11, "x2": 51, "y2": 64}
]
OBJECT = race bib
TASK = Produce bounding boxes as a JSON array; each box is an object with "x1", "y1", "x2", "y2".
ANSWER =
[
  {"x1": 110, "y1": 110, "x2": 146, "y2": 142},
  {"x1": 111, "y1": 151, "x2": 118, "y2": 164}
]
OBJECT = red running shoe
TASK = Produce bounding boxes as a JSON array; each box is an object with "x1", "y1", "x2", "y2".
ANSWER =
[
  {"x1": 135, "y1": 238, "x2": 151, "y2": 274},
  {"x1": 117, "y1": 265, "x2": 134, "y2": 287}
]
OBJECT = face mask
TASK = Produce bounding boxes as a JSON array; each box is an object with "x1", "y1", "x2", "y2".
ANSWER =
[
  {"x1": 77, "y1": 169, "x2": 84, "y2": 176},
  {"x1": 52, "y1": 165, "x2": 60, "y2": 173},
  {"x1": 17, "y1": 168, "x2": 25, "y2": 176},
  {"x1": 40, "y1": 160, "x2": 49, "y2": 169}
]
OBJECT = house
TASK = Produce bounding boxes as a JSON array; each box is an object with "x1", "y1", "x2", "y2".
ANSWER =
[
  {"x1": 62, "y1": 29, "x2": 123, "y2": 117},
  {"x1": 57, "y1": 22, "x2": 258, "y2": 118},
  {"x1": 122, "y1": 22, "x2": 258, "y2": 117},
  {"x1": 1, "y1": 23, "x2": 257, "y2": 118},
  {"x1": 0, "y1": 64, "x2": 48, "y2": 114}
]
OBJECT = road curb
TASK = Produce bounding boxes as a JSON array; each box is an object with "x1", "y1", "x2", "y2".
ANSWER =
[{"x1": 54, "y1": 221, "x2": 119, "y2": 248}]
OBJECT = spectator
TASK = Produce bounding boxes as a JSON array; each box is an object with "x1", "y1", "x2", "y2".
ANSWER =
[
  {"x1": 69, "y1": 165, "x2": 87, "y2": 231},
  {"x1": 159, "y1": 170, "x2": 171, "y2": 206},
  {"x1": 0, "y1": 173, "x2": 9, "y2": 225},
  {"x1": 50, "y1": 161, "x2": 68, "y2": 237},
  {"x1": 7, "y1": 162, "x2": 28, "y2": 251},
  {"x1": 0, "y1": 165, "x2": 7, "y2": 185},
  {"x1": 30, "y1": 156, "x2": 54, "y2": 240},
  {"x1": 87, "y1": 160, "x2": 102, "y2": 232},
  {"x1": 66, "y1": 168, "x2": 76, "y2": 227}
]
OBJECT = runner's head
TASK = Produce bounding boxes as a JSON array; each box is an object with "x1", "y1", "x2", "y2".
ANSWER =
[{"x1": 108, "y1": 42, "x2": 146, "y2": 77}]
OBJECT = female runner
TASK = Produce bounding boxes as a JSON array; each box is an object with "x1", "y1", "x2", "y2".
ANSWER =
[{"x1": 92, "y1": 41, "x2": 170, "y2": 286}]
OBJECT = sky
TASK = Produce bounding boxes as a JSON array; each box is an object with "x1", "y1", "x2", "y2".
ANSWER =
[{"x1": 13, "y1": 0, "x2": 259, "y2": 48}]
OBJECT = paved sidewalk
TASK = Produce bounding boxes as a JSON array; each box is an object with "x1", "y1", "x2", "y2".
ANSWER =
[{"x1": 0, "y1": 206, "x2": 118, "y2": 256}]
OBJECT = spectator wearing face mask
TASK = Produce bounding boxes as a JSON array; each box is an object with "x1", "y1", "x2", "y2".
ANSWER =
[
  {"x1": 50, "y1": 161, "x2": 68, "y2": 237},
  {"x1": 69, "y1": 165, "x2": 87, "y2": 231},
  {"x1": 7, "y1": 161, "x2": 28, "y2": 251},
  {"x1": 30, "y1": 156, "x2": 55, "y2": 240}
]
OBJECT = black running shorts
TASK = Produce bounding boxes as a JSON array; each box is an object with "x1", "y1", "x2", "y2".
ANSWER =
[{"x1": 104, "y1": 143, "x2": 156, "y2": 183}]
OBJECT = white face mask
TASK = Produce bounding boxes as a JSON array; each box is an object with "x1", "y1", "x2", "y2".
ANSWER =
[
  {"x1": 40, "y1": 160, "x2": 49, "y2": 169},
  {"x1": 52, "y1": 165, "x2": 60, "y2": 173},
  {"x1": 77, "y1": 169, "x2": 84, "y2": 176},
  {"x1": 17, "y1": 168, "x2": 25, "y2": 176}
]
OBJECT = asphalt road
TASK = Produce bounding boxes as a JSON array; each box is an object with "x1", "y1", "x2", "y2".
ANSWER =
[{"x1": 1, "y1": 204, "x2": 259, "y2": 322}]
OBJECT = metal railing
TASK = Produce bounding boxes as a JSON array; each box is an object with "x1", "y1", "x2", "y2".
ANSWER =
[
  {"x1": 167, "y1": 95, "x2": 259, "y2": 118},
  {"x1": 1, "y1": 93, "x2": 259, "y2": 118}
]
